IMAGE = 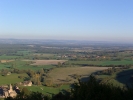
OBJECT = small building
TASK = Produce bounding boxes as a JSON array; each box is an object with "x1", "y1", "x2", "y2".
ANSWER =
[
  {"x1": 0, "y1": 84, "x2": 17, "y2": 98},
  {"x1": 19, "y1": 81, "x2": 32, "y2": 86},
  {"x1": 7, "y1": 72, "x2": 11, "y2": 75},
  {"x1": 8, "y1": 84, "x2": 17, "y2": 97}
]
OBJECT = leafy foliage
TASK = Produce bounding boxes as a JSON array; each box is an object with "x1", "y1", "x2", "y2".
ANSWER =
[
  {"x1": 4, "y1": 76, "x2": 133, "y2": 100},
  {"x1": 70, "y1": 76, "x2": 133, "y2": 100}
]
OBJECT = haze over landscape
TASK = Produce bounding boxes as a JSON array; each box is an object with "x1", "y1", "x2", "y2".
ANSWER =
[{"x1": 0, "y1": 0, "x2": 133, "y2": 43}]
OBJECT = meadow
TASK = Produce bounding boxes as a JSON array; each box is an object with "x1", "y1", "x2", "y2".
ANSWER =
[
  {"x1": 49, "y1": 67, "x2": 110, "y2": 84},
  {"x1": 26, "y1": 60, "x2": 67, "y2": 65},
  {"x1": 96, "y1": 67, "x2": 133, "y2": 87},
  {"x1": 0, "y1": 73, "x2": 28, "y2": 85},
  {"x1": 26, "y1": 84, "x2": 70, "y2": 95},
  {"x1": 69, "y1": 60, "x2": 133, "y2": 66}
]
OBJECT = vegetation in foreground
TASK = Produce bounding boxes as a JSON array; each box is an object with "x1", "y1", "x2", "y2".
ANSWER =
[{"x1": 4, "y1": 76, "x2": 133, "y2": 100}]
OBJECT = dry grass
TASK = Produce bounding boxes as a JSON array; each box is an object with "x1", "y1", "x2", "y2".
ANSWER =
[
  {"x1": 32, "y1": 53, "x2": 54, "y2": 57},
  {"x1": 23, "y1": 60, "x2": 67, "y2": 65},
  {"x1": 27, "y1": 45, "x2": 34, "y2": 47},
  {"x1": 0, "y1": 60, "x2": 14, "y2": 63},
  {"x1": 49, "y1": 67, "x2": 110, "y2": 84}
]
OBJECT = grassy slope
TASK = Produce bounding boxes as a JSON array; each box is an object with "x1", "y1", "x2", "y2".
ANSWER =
[
  {"x1": 49, "y1": 67, "x2": 110, "y2": 84},
  {"x1": 0, "y1": 73, "x2": 28, "y2": 85},
  {"x1": 0, "y1": 60, "x2": 55, "y2": 71},
  {"x1": 69, "y1": 60, "x2": 133, "y2": 66},
  {"x1": 97, "y1": 67, "x2": 133, "y2": 87},
  {"x1": 26, "y1": 85, "x2": 70, "y2": 95}
]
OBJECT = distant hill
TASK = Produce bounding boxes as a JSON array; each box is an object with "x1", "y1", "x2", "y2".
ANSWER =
[{"x1": 0, "y1": 39, "x2": 132, "y2": 46}]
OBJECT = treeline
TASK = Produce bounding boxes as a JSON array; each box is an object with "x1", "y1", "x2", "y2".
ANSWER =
[
  {"x1": 0, "y1": 68, "x2": 27, "y2": 76},
  {"x1": 67, "y1": 62, "x2": 133, "y2": 67},
  {"x1": 5, "y1": 76, "x2": 133, "y2": 100},
  {"x1": 26, "y1": 68, "x2": 54, "y2": 86},
  {"x1": 0, "y1": 44, "x2": 31, "y2": 56},
  {"x1": 0, "y1": 66, "x2": 73, "y2": 87},
  {"x1": 96, "y1": 66, "x2": 131, "y2": 75},
  {"x1": 0, "y1": 68, "x2": 54, "y2": 86}
]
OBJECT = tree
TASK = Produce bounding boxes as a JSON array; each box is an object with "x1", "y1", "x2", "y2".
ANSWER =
[
  {"x1": 40, "y1": 68, "x2": 45, "y2": 75},
  {"x1": 44, "y1": 77, "x2": 53, "y2": 86},
  {"x1": 21, "y1": 87, "x2": 30, "y2": 95},
  {"x1": 57, "y1": 62, "x2": 61, "y2": 67},
  {"x1": 71, "y1": 75, "x2": 133, "y2": 100}
]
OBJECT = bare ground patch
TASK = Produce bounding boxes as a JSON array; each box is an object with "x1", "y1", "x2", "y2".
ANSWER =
[
  {"x1": 23, "y1": 60, "x2": 67, "y2": 65},
  {"x1": 0, "y1": 60, "x2": 14, "y2": 63},
  {"x1": 48, "y1": 67, "x2": 110, "y2": 84}
]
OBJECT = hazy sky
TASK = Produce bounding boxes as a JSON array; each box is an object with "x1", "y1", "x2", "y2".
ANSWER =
[{"x1": 0, "y1": 0, "x2": 133, "y2": 42}]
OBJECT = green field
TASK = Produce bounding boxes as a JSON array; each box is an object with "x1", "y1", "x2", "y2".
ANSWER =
[
  {"x1": 33, "y1": 53, "x2": 55, "y2": 57},
  {"x1": 69, "y1": 60, "x2": 133, "y2": 66},
  {"x1": 26, "y1": 85, "x2": 70, "y2": 95},
  {"x1": 49, "y1": 67, "x2": 110, "y2": 84},
  {"x1": 0, "y1": 55, "x2": 19, "y2": 59},
  {"x1": 0, "y1": 60, "x2": 55, "y2": 71},
  {"x1": 97, "y1": 68, "x2": 133, "y2": 87},
  {"x1": 0, "y1": 63, "x2": 9, "y2": 69},
  {"x1": 0, "y1": 72, "x2": 70, "y2": 95},
  {"x1": 0, "y1": 73, "x2": 28, "y2": 85},
  {"x1": 17, "y1": 50, "x2": 31, "y2": 55},
  {"x1": 17, "y1": 65, "x2": 55, "y2": 70}
]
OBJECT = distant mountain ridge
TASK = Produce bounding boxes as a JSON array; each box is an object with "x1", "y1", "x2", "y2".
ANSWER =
[{"x1": 0, "y1": 39, "x2": 132, "y2": 45}]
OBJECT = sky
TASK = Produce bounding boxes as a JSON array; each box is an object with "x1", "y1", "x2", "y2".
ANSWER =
[{"x1": 0, "y1": 0, "x2": 133, "y2": 42}]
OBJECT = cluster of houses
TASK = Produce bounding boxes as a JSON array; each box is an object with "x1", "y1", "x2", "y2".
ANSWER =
[
  {"x1": 19, "y1": 81, "x2": 32, "y2": 86},
  {"x1": 0, "y1": 84, "x2": 17, "y2": 98},
  {"x1": 0, "y1": 81, "x2": 32, "y2": 98},
  {"x1": 57, "y1": 54, "x2": 106, "y2": 59}
]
